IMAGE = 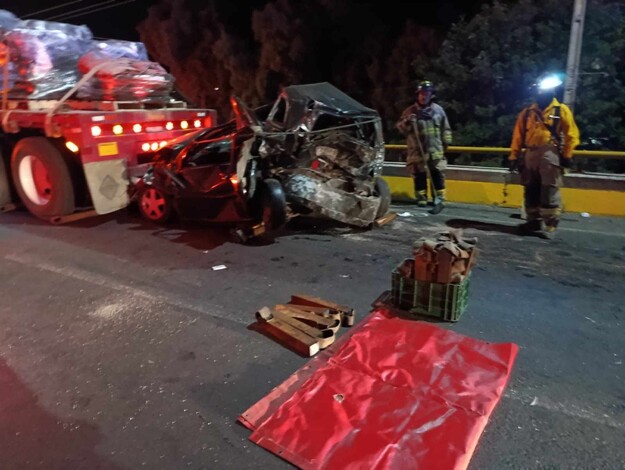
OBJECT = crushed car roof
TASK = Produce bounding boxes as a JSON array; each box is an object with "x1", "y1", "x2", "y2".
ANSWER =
[{"x1": 279, "y1": 82, "x2": 379, "y2": 129}]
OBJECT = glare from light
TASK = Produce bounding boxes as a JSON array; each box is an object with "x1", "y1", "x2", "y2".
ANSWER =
[
  {"x1": 150, "y1": 142, "x2": 159, "y2": 151},
  {"x1": 65, "y1": 141, "x2": 79, "y2": 153},
  {"x1": 180, "y1": 120, "x2": 189, "y2": 129},
  {"x1": 91, "y1": 125, "x2": 102, "y2": 137},
  {"x1": 141, "y1": 143, "x2": 150, "y2": 152},
  {"x1": 538, "y1": 75, "x2": 563, "y2": 90},
  {"x1": 133, "y1": 123, "x2": 142, "y2": 133},
  {"x1": 113, "y1": 124, "x2": 123, "y2": 135},
  {"x1": 193, "y1": 119, "x2": 202, "y2": 128},
  {"x1": 165, "y1": 121, "x2": 174, "y2": 130}
]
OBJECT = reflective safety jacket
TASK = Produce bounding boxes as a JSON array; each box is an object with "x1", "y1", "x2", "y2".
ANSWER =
[
  {"x1": 509, "y1": 98, "x2": 580, "y2": 161},
  {"x1": 397, "y1": 102, "x2": 452, "y2": 163}
]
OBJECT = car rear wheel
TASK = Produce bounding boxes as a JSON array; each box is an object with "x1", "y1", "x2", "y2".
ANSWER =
[
  {"x1": 374, "y1": 177, "x2": 391, "y2": 218},
  {"x1": 11, "y1": 137, "x2": 75, "y2": 219},
  {"x1": 138, "y1": 186, "x2": 173, "y2": 223},
  {"x1": 260, "y1": 178, "x2": 287, "y2": 230}
]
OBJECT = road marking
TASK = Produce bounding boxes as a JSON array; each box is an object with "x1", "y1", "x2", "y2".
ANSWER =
[
  {"x1": 4, "y1": 253, "x2": 247, "y2": 327},
  {"x1": 505, "y1": 388, "x2": 625, "y2": 430}
]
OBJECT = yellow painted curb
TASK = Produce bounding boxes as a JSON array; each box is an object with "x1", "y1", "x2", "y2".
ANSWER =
[{"x1": 382, "y1": 175, "x2": 625, "y2": 217}]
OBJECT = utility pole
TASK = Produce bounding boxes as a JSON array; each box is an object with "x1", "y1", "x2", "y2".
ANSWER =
[{"x1": 563, "y1": 0, "x2": 587, "y2": 108}]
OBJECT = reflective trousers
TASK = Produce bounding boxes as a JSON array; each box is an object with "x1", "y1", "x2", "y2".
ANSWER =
[{"x1": 521, "y1": 146, "x2": 563, "y2": 229}]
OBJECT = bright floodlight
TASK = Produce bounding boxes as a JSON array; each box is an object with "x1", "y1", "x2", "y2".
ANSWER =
[{"x1": 538, "y1": 75, "x2": 563, "y2": 90}]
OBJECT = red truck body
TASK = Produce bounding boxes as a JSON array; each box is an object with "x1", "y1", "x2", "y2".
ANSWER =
[{"x1": 0, "y1": 96, "x2": 218, "y2": 222}]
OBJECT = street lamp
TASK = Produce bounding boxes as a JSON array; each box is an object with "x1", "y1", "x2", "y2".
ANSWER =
[{"x1": 563, "y1": 0, "x2": 587, "y2": 108}]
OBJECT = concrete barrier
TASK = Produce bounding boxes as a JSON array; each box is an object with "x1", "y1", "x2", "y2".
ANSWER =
[{"x1": 383, "y1": 162, "x2": 625, "y2": 217}]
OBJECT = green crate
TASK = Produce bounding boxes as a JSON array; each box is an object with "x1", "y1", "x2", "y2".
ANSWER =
[{"x1": 391, "y1": 264, "x2": 470, "y2": 322}]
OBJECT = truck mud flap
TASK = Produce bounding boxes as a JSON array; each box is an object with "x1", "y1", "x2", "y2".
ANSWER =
[{"x1": 82, "y1": 159, "x2": 130, "y2": 214}]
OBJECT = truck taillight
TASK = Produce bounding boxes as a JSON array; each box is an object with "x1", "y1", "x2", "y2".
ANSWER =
[
  {"x1": 133, "y1": 124, "x2": 142, "y2": 133},
  {"x1": 193, "y1": 119, "x2": 201, "y2": 128},
  {"x1": 141, "y1": 143, "x2": 150, "y2": 152},
  {"x1": 150, "y1": 142, "x2": 159, "y2": 151},
  {"x1": 180, "y1": 120, "x2": 189, "y2": 130},
  {"x1": 91, "y1": 126, "x2": 102, "y2": 137},
  {"x1": 113, "y1": 124, "x2": 123, "y2": 135},
  {"x1": 160, "y1": 141, "x2": 167, "y2": 148},
  {"x1": 204, "y1": 116, "x2": 212, "y2": 128},
  {"x1": 165, "y1": 122, "x2": 174, "y2": 130}
]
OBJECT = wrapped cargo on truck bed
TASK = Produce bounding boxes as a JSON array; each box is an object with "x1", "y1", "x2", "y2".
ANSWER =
[{"x1": 0, "y1": 9, "x2": 174, "y2": 102}]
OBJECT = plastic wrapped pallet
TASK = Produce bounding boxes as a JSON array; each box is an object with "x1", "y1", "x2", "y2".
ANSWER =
[
  {"x1": 77, "y1": 51, "x2": 174, "y2": 101},
  {"x1": 88, "y1": 39, "x2": 149, "y2": 62},
  {"x1": 2, "y1": 17, "x2": 93, "y2": 99},
  {"x1": 0, "y1": 10, "x2": 18, "y2": 33}
]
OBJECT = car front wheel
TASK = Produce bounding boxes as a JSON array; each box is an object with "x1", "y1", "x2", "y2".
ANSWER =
[{"x1": 138, "y1": 186, "x2": 173, "y2": 224}]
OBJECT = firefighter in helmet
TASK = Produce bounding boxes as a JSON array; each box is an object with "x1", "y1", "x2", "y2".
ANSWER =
[
  {"x1": 508, "y1": 73, "x2": 580, "y2": 239},
  {"x1": 397, "y1": 80, "x2": 452, "y2": 209}
]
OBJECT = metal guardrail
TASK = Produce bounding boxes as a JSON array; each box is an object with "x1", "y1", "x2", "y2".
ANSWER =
[{"x1": 385, "y1": 144, "x2": 625, "y2": 160}]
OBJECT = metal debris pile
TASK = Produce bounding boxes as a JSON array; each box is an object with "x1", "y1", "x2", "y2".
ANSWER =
[
  {"x1": 255, "y1": 294, "x2": 355, "y2": 357},
  {"x1": 399, "y1": 230, "x2": 478, "y2": 283}
]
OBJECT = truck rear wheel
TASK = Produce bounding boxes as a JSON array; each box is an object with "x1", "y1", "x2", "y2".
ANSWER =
[
  {"x1": 0, "y1": 149, "x2": 11, "y2": 209},
  {"x1": 11, "y1": 137, "x2": 75, "y2": 219}
]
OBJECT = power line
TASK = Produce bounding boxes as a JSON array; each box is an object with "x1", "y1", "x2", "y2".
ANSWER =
[
  {"x1": 45, "y1": 0, "x2": 120, "y2": 21},
  {"x1": 21, "y1": 0, "x2": 85, "y2": 19},
  {"x1": 52, "y1": 0, "x2": 138, "y2": 22}
]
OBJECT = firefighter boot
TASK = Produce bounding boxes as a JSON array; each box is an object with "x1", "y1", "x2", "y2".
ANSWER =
[
  {"x1": 428, "y1": 189, "x2": 446, "y2": 215},
  {"x1": 538, "y1": 224, "x2": 557, "y2": 240},
  {"x1": 435, "y1": 189, "x2": 446, "y2": 203},
  {"x1": 518, "y1": 219, "x2": 542, "y2": 235},
  {"x1": 538, "y1": 209, "x2": 561, "y2": 240},
  {"x1": 416, "y1": 190, "x2": 427, "y2": 207}
]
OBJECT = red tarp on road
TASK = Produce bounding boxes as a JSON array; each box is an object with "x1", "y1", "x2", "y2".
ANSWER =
[{"x1": 239, "y1": 308, "x2": 518, "y2": 470}]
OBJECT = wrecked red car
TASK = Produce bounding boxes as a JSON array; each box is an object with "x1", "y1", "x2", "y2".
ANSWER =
[{"x1": 133, "y1": 83, "x2": 389, "y2": 233}]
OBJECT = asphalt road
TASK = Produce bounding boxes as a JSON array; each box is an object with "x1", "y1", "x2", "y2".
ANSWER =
[{"x1": 0, "y1": 203, "x2": 624, "y2": 469}]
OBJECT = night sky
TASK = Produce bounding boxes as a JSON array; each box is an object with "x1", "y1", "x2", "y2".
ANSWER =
[{"x1": 5, "y1": 1, "x2": 486, "y2": 41}]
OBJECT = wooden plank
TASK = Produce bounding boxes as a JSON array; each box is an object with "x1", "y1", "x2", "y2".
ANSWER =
[
  {"x1": 274, "y1": 305, "x2": 341, "y2": 332},
  {"x1": 290, "y1": 294, "x2": 355, "y2": 326},
  {"x1": 269, "y1": 309, "x2": 335, "y2": 349},
  {"x1": 375, "y1": 211, "x2": 397, "y2": 227},
  {"x1": 280, "y1": 303, "x2": 340, "y2": 320},
  {"x1": 49, "y1": 209, "x2": 98, "y2": 225},
  {"x1": 0, "y1": 203, "x2": 16, "y2": 213},
  {"x1": 256, "y1": 307, "x2": 320, "y2": 357}
]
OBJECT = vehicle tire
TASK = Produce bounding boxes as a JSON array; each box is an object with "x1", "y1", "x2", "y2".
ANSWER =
[
  {"x1": 138, "y1": 185, "x2": 173, "y2": 224},
  {"x1": 374, "y1": 177, "x2": 391, "y2": 218},
  {"x1": 0, "y1": 149, "x2": 11, "y2": 208},
  {"x1": 260, "y1": 178, "x2": 287, "y2": 230},
  {"x1": 11, "y1": 137, "x2": 75, "y2": 219}
]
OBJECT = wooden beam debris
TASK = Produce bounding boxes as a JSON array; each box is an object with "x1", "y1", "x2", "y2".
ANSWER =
[
  {"x1": 255, "y1": 295, "x2": 356, "y2": 356},
  {"x1": 375, "y1": 211, "x2": 397, "y2": 227}
]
